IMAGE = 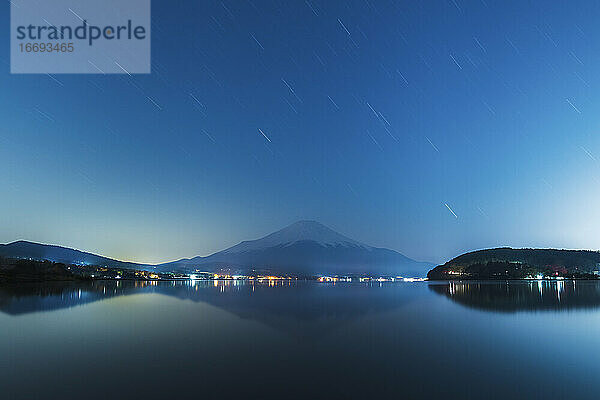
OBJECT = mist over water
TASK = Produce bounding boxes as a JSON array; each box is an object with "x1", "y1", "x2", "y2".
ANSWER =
[{"x1": 2, "y1": 280, "x2": 600, "y2": 399}]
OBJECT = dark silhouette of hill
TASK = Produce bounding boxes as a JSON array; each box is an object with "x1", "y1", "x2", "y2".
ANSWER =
[
  {"x1": 428, "y1": 248, "x2": 600, "y2": 280},
  {"x1": 0, "y1": 257, "x2": 85, "y2": 283},
  {"x1": 0, "y1": 241, "x2": 147, "y2": 270}
]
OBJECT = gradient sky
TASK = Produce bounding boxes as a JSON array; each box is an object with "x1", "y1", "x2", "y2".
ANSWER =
[{"x1": 2, "y1": 0, "x2": 600, "y2": 264}]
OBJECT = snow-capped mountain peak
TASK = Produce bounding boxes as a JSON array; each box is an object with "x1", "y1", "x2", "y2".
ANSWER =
[{"x1": 222, "y1": 220, "x2": 369, "y2": 253}]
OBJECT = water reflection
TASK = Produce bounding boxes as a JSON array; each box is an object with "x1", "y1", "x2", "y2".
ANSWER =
[
  {"x1": 0, "y1": 280, "x2": 418, "y2": 335},
  {"x1": 5, "y1": 280, "x2": 600, "y2": 318},
  {"x1": 4, "y1": 280, "x2": 600, "y2": 399},
  {"x1": 429, "y1": 280, "x2": 600, "y2": 312}
]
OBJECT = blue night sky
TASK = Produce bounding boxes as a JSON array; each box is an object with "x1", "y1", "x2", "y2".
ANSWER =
[{"x1": 2, "y1": 0, "x2": 600, "y2": 264}]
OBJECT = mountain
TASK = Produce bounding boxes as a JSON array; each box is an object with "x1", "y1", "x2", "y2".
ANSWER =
[
  {"x1": 0, "y1": 221, "x2": 431, "y2": 277},
  {"x1": 0, "y1": 241, "x2": 147, "y2": 270},
  {"x1": 159, "y1": 220, "x2": 431, "y2": 277},
  {"x1": 427, "y1": 247, "x2": 600, "y2": 280}
]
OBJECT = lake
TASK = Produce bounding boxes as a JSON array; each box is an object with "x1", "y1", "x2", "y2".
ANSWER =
[{"x1": 1, "y1": 279, "x2": 600, "y2": 399}]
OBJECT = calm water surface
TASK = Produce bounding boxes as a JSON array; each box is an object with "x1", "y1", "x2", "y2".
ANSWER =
[{"x1": 2, "y1": 280, "x2": 600, "y2": 399}]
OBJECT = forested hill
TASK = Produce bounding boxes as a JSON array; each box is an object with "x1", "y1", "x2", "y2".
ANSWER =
[{"x1": 427, "y1": 248, "x2": 600, "y2": 280}]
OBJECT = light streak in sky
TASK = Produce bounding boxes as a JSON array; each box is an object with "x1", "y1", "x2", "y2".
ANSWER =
[
  {"x1": 68, "y1": 8, "x2": 84, "y2": 22},
  {"x1": 114, "y1": 61, "x2": 132, "y2": 76},
  {"x1": 444, "y1": 203, "x2": 458, "y2": 219},
  {"x1": 327, "y1": 95, "x2": 340, "y2": 110},
  {"x1": 146, "y1": 96, "x2": 163, "y2": 111},
  {"x1": 566, "y1": 98, "x2": 581, "y2": 114},
  {"x1": 281, "y1": 78, "x2": 302, "y2": 103},
  {"x1": 425, "y1": 136, "x2": 440, "y2": 153},
  {"x1": 449, "y1": 54, "x2": 462, "y2": 70},
  {"x1": 338, "y1": 18, "x2": 351, "y2": 36},
  {"x1": 250, "y1": 33, "x2": 264, "y2": 50},
  {"x1": 258, "y1": 128, "x2": 272, "y2": 143},
  {"x1": 580, "y1": 146, "x2": 596, "y2": 162},
  {"x1": 88, "y1": 60, "x2": 105, "y2": 74}
]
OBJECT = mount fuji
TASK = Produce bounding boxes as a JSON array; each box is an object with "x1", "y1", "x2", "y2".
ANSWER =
[{"x1": 159, "y1": 220, "x2": 431, "y2": 277}]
